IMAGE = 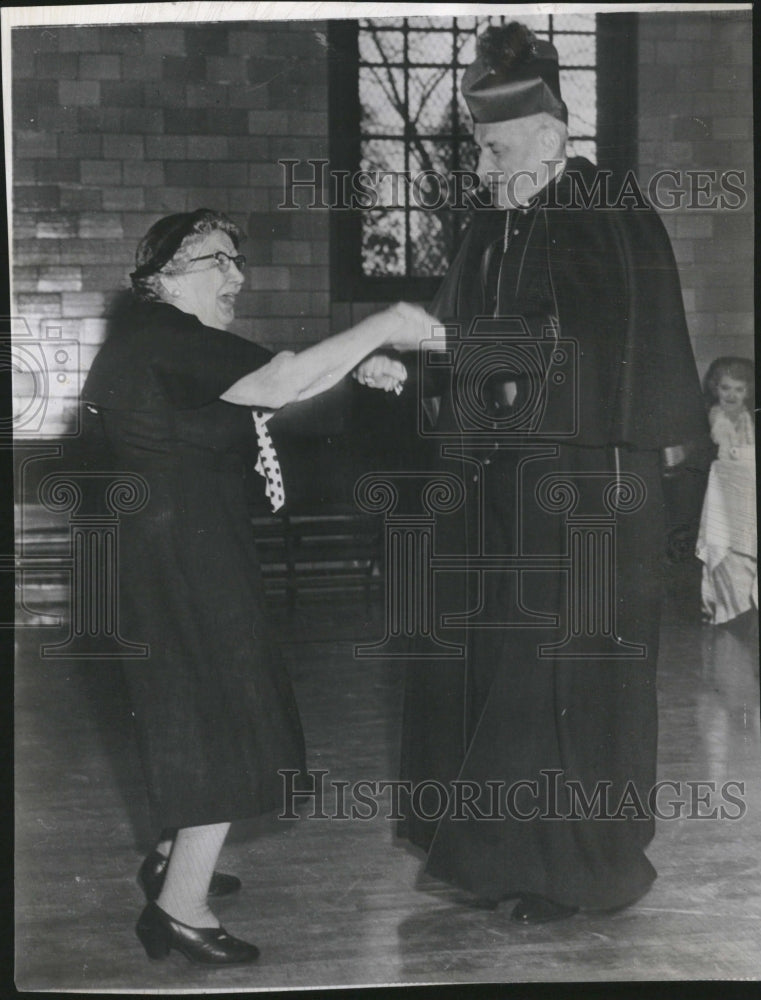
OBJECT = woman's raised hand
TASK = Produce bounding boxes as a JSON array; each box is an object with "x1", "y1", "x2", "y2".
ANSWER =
[{"x1": 383, "y1": 302, "x2": 443, "y2": 353}]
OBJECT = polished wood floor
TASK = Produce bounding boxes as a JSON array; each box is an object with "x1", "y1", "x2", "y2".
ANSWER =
[{"x1": 14, "y1": 568, "x2": 761, "y2": 990}]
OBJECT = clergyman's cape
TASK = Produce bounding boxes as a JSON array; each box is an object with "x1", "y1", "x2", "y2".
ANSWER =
[{"x1": 426, "y1": 158, "x2": 708, "y2": 451}]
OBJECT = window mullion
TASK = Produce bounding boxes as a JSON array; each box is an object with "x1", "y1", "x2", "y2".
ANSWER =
[{"x1": 403, "y1": 19, "x2": 412, "y2": 280}]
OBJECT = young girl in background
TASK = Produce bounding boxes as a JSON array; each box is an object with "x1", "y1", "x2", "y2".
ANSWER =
[{"x1": 696, "y1": 357, "x2": 756, "y2": 624}]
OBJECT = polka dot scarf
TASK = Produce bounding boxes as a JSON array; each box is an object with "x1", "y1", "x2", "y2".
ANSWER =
[{"x1": 252, "y1": 410, "x2": 285, "y2": 512}]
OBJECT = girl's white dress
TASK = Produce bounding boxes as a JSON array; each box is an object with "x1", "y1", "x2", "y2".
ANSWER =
[{"x1": 696, "y1": 406, "x2": 756, "y2": 624}]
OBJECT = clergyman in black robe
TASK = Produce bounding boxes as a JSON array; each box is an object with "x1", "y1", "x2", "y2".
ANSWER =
[{"x1": 397, "y1": 22, "x2": 709, "y2": 921}]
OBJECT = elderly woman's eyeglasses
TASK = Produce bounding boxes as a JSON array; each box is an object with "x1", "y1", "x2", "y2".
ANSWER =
[{"x1": 187, "y1": 250, "x2": 247, "y2": 272}]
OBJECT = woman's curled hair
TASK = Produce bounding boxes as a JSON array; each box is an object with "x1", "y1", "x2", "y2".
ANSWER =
[
  {"x1": 703, "y1": 355, "x2": 754, "y2": 411},
  {"x1": 131, "y1": 208, "x2": 243, "y2": 303}
]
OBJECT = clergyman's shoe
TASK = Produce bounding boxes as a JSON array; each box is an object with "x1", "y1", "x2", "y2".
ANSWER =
[
  {"x1": 135, "y1": 902, "x2": 259, "y2": 965},
  {"x1": 138, "y1": 851, "x2": 242, "y2": 902},
  {"x1": 511, "y1": 895, "x2": 579, "y2": 924}
]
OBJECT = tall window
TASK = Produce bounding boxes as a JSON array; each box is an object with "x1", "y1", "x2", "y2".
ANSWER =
[{"x1": 329, "y1": 13, "x2": 636, "y2": 301}]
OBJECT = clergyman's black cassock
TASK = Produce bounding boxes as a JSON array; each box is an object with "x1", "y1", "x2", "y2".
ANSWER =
[{"x1": 399, "y1": 159, "x2": 708, "y2": 910}]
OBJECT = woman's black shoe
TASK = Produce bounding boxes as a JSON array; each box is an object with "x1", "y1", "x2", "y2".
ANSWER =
[
  {"x1": 135, "y1": 902, "x2": 260, "y2": 964},
  {"x1": 511, "y1": 895, "x2": 579, "y2": 924},
  {"x1": 138, "y1": 851, "x2": 242, "y2": 901}
]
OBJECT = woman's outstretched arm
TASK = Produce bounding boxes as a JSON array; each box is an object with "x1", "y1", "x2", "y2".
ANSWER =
[{"x1": 220, "y1": 303, "x2": 436, "y2": 409}]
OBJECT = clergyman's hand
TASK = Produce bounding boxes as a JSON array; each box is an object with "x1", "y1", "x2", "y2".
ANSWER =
[{"x1": 353, "y1": 353, "x2": 408, "y2": 394}]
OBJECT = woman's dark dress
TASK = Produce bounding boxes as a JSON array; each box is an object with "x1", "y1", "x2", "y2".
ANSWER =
[{"x1": 82, "y1": 300, "x2": 306, "y2": 829}]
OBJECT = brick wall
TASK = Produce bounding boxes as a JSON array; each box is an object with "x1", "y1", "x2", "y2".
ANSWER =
[
  {"x1": 11, "y1": 14, "x2": 754, "y2": 439},
  {"x1": 637, "y1": 8, "x2": 754, "y2": 380},
  {"x1": 11, "y1": 21, "x2": 330, "y2": 437}
]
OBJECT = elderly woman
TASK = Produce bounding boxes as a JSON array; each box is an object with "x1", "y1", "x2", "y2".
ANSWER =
[{"x1": 81, "y1": 209, "x2": 428, "y2": 965}]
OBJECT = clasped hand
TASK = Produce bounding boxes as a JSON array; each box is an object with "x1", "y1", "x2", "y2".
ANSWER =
[
  {"x1": 353, "y1": 301, "x2": 441, "y2": 395},
  {"x1": 354, "y1": 354, "x2": 408, "y2": 394}
]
